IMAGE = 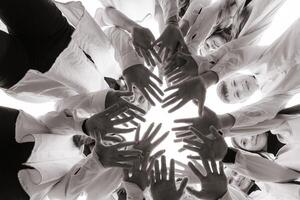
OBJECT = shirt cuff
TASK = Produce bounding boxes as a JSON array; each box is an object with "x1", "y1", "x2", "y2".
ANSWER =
[
  {"x1": 122, "y1": 181, "x2": 144, "y2": 200},
  {"x1": 222, "y1": 148, "x2": 238, "y2": 164},
  {"x1": 119, "y1": 51, "x2": 144, "y2": 71}
]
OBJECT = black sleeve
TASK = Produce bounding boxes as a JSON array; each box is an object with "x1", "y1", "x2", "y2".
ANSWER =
[{"x1": 222, "y1": 148, "x2": 238, "y2": 164}]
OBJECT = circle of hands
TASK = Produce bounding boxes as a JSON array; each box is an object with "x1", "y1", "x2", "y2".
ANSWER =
[{"x1": 80, "y1": 24, "x2": 229, "y2": 200}]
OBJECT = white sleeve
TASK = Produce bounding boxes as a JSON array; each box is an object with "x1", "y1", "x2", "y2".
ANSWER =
[
  {"x1": 230, "y1": 151, "x2": 300, "y2": 183},
  {"x1": 156, "y1": 0, "x2": 178, "y2": 23},
  {"x1": 218, "y1": 186, "x2": 249, "y2": 200},
  {"x1": 210, "y1": 45, "x2": 266, "y2": 81},
  {"x1": 181, "y1": 0, "x2": 205, "y2": 27},
  {"x1": 55, "y1": 89, "x2": 110, "y2": 116},
  {"x1": 104, "y1": 27, "x2": 144, "y2": 71},
  {"x1": 230, "y1": 94, "x2": 291, "y2": 128},
  {"x1": 123, "y1": 181, "x2": 144, "y2": 200},
  {"x1": 48, "y1": 151, "x2": 123, "y2": 200}
]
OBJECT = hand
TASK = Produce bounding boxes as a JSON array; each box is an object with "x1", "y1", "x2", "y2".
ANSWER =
[
  {"x1": 123, "y1": 64, "x2": 164, "y2": 106},
  {"x1": 164, "y1": 52, "x2": 198, "y2": 84},
  {"x1": 132, "y1": 25, "x2": 161, "y2": 66},
  {"x1": 134, "y1": 123, "x2": 169, "y2": 156},
  {"x1": 123, "y1": 149, "x2": 165, "y2": 191},
  {"x1": 173, "y1": 107, "x2": 221, "y2": 136},
  {"x1": 150, "y1": 156, "x2": 188, "y2": 200},
  {"x1": 183, "y1": 126, "x2": 228, "y2": 161},
  {"x1": 105, "y1": 90, "x2": 147, "y2": 125},
  {"x1": 152, "y1": 24, "x2": 188, "y2": 61},
  {"x1": 85, "y1": 103, "x2": 136, "y2": 138},
  {"x1": 187, "y1": 158, "x2": 228, "y2": 200},
  {"x1": 162, "y1": 76, "x2": 206, "y2": 113},
  {"x1": 94, "y1": 133, "x2": 142, "y2": 168},
  {"x1": 174, "y1": 160, "x2": 205, "y2": 184}
]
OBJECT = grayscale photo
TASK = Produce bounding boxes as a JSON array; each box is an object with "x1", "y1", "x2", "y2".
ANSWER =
[{"x1": 0, "y1": 0, "x2": 300, "y2": 199}]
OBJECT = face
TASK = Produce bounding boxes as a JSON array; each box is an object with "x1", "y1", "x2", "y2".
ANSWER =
[
  {"x1": 233, "y1": 133, "x2": 268, "y2": 152},
  {"x1": 226, "y1": 169, "x2": 253, "y2": 193},
  {"x1": 217, "y1": 74, "x2": 259, "y2": 104},
  {"x1": 204, "y1": 35, "x2": 227, "y2": 52}
]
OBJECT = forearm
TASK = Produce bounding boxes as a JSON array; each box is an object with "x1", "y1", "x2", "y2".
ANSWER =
[
  {"x1": 103, "y1": 7, "x2": 140, "y2": 33},
  {"x1": 219, "y1": 114, "x2": 236, "y2": 130},
  {"x1": 200, "y1": 70, "x2": 219, "y2": 88},
  {"x1": 156, "y1": 0, "x2": 178, "y2": 24}
]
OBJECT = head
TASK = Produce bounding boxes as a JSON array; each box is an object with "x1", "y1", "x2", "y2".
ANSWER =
[
  {"x1": 216, "y1": 74, "x2": 259, "y2": 104},
  {"x1": 231, "y1": 133, "x2": 268, "y2": 152},
  {"x1": 225, "y1": 168, "x2": 254, "y2": 193}
]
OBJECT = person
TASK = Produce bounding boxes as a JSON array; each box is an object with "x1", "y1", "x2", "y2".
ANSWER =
[
  {"x1": 18, "y1": 120, "x2": 168, "y2": 200},
  {"x1": 163, "y1": 0, "x2": 285, "y2": 86},
  {"x1": 163, "y1": 16, "x2": 300, "y2": 123},
  {"x1": 0, "y1": 0, "x2": 163, "y2": 107},
  {"x1": 97, "y1": 0, "x2": 189, "y2": 64},
  {"x1": 182, "y1": 126, "x2": 300, "y2": 199}
]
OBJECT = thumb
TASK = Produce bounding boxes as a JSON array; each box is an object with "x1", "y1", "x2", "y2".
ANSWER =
[{"x1": 177, "y1": 177, "x2": 188, "y2": 195}]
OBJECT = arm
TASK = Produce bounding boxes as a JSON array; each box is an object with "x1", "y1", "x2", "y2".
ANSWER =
[
  {"x1": 223, "y1": 148, "x2": 300, "y2": 183},
  {"x1": 229, "y1": 94, "x2": 292, "y2": 128},
  {"x1": 156, "y1": 0, "x2": 178, "y2": 24}
]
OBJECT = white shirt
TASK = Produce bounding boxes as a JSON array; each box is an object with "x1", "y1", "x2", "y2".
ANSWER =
[{"x1": 211, "y1": 18, "x2": 300, "y2": 127}]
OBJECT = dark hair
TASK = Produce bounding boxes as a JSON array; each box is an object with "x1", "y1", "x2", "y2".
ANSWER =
[{"x1": 178, "y1": 0, "x2": 191, "y2": 18}]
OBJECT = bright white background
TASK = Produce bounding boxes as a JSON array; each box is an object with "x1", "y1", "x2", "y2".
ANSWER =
[{"x1": 1, "y1": 0, "x2": 300, "y2": 163}]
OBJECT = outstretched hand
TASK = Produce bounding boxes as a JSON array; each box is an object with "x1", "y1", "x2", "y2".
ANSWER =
[
  {"x1": 132, "y1": 25, "x2": 161, "y2": 66},
  {"x1": 94, "y1": 132, "x2": 141, "y2": 168},
  {"x1": 150, "y1": 156, "x2": 188, "y2": 200},
  {"x1": 183, "y1": 126, "x2": 228, "y2": 161},
  {"x1": 152, "y1": 24, "x2": 188, "y2": 61},
  {"x1": 85, "y1": 103, "x2": 136, "y2": 138},
  {"x1": 123, "y1": 64, "x2": 164, "y2": 106},
  {"x1": 187, "y1": 157, "x2": 228, "y2": 200},
  {"x1": 164, "y1": 52, "x2": 198, "y2": 85}
]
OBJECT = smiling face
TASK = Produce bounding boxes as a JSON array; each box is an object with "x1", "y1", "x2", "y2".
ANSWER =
[
  {"x1": 226, "y1": 169, "x2": 253, "y2": 193},
  {"x1": 232, "y1": 133, "x2": 268, "y2": 152},
  {"x1": 217, "y1": 74, "x2": 259, "y2": 104},
  {"x1": 204, "y1": 35, "x2": 228, "y2": 52}
]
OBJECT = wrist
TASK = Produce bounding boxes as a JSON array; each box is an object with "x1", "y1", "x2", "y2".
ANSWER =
[
  {"x1": 218, "y1": 114, "x2": 235, "y2": 129},
  {"x1": 200, "y1": 70, "x2": 219, "y2": 88},
  {"x1": 129, "y1": 23, "x2": 143, "y2": 34},
  {"x1": 166, "y1": 15, "x2": 179, "y2": 26}
]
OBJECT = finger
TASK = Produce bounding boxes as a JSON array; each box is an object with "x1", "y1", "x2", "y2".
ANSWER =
[
  {"x1": 150, "y1": 170, "x2": 155, "y2": 185},
  {"x1": 161, "y1": 156, "x2": 167, "y2": 180},
  {"x1": 134, "y1": 44, "x2": 143, "y2": 57},
  {"x1": 172, "y1": 75, "x2": 189, "y2": 85},
  {"x1": 175, "y1": 131, "x2": 193, "y2": 138},
  {"x1": 169, "y1": 99, "x2": 188, "y2": 113},
  {"x1": 183, "y1": 144, "x2": 200, "y2": 153},
  {"x1": 178, "y1": 147, "x2": 186, "y2": 152},
  {"x1": 119, "y1": 91, "x2": 134, "y2": 97},
  {"x1": 198, "y1": 100, "x2": 205, "y2": 116},
  {"x1": 128, "y1": 119, "x2": 139, "y2": 127},
  {"x1": 190, "y1": 127, "x2": 209, "y2": 142},
  {"x1": 135, "y1": 125, "x2": 141, "y2": 142},
  {"x1": 188, "y1": 162, "x2": 204, "y2": 180},
  {"x1": 177, "y1": 177, "x2": 188, "y2": 195},
  {"x1": 169, "y1": 159, "x2": 175, "y2": 181},
  {"x1": 202, "y1": 158, "x2": 211, "y2": 174},
  {"x1": 142, "y1": 122, "x2": 155, "y2": 140},
  {"x1": 168, "y1": 72, "x2": 186, "y2": 83},
  {"x1": 187, "y1": 155, "x2": 201, "y2": 160},
  {"x1": 211, "y1": 158, "x2": 218, "y2": 173},
  {"x1": 183, "y1": 139, "x2": 203, "y2": 148},
  {"x1": 112, "y1": 116, "x2": 134, "y2": 125},
  {"x1": 126, "y1": 102, "x2": 146, "y2": 115},
  {"x1": 163, "y1": 91, "x2": 179, "y2": 102},
  {"x1": 174, "y1": 160, "x2": 186, "y2": 168},
  {"x1": 118, "y1": 150, "x2": 142, "y2": 156},
  {"x1": 209, "y1": 126, "x2": 222, "y2": 139},
  {"x1": 109, "y1": 106, "x2": 129, "y2": 118},
  {"x1": 116, "y1": 115, "x2": 128, "y2": 127},
  {"x1": 147, "y1": 149, "x2": 166, "y2": 173},
  {"x1": 165, "y1": 68, "x2": 181, "y2": 79},
  {"x1": 163, "y1": 48, "x2": 170, "y2": 62},
  {"x1": 146, "y1": 86, "x2": 163, "y2": 103},
  {"x1": 146, "y1": 50, "x2": 156, "y2": 66},
  {"x1": 141, "y1": 49, "x2": 151, "y2": 66},
  {"x1": 164, "y1": 84, "x2": 179, "y2": 92},
  {"x1": 174, "y1": 118, "x2": 195, "y2": 124},
  {"x1": 102, "y1": 103, "x2": 120, "y2": 115},
  {"x1": 125, "y1": 110, "x2": 146, "y2": 122},
  {"x1": 147, "y1": 123, "x2": 162, "y2": 142},
  {"x1": 150, "y1": 48, "x2": 162, "y2": 63},
  {"x1": 112, "y1": 162, "x2": 133, "y2": 168},
  {"x1": 117, "y1": 156, "x2": 141, "y2": 162},
  {"x1": 140, "y1": 88, "x2": 155, "y2": 106},
  {"x1": 219, "y1": 162, "x2": 225, "y2": 175},
  {"x1": 152, "y1": 131, "x2": 169, "y2": 147},
  {"x1": 172, "y1": 125, "x2": 191, "y2": 132},
  {"x1": 149, "y1": 71, "x2": 163, "y2": 85},
  {"x1": 111, "y1": 127, "x2": 136, "y2": 134},
  {"x1": 151, "y1": 37, "x2": 162, "y2": 48},
  {"x1": 162, "y1": 97, "x2": 181, "y2": 109},
  {"x1": 186, "y1": 186, "x2": 200, "y2": 197},
  {"x1": 149, "y1": 81, "x2": 164, "y2": 96},
  {"x1": 103, "y1": 135, "x2": 123, "y2": 143},
  {"x1": 154, "y1": 159, "x2": 161, "y2": 182},
  {"x1": 112, "y1": 141, "x2": 135, "y2": 149}
]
